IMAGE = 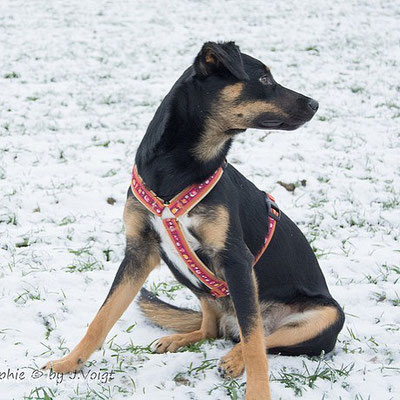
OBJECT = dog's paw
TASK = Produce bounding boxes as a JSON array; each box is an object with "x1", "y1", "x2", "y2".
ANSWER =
[
  {"x1": 42, "y1": 355, "x2": 84, "y2": 373},
  {"x1": 154, "y1": 334, "x2": 188, "y2": 353},
  {"x1": 154, "y1": 331, "x2": 204, "y2": 354},
  {"x1": 219, "y1": 349, "x2": 245, "y2": 378}
]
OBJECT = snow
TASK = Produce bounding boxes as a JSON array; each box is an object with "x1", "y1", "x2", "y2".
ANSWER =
[{"x1": 1, "y1": 0, "x2": 399, "y2": 399}]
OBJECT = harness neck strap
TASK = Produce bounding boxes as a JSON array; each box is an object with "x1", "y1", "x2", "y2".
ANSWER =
[{"x1": 131, "y1": 165, "x2": 224, "y2": 218}]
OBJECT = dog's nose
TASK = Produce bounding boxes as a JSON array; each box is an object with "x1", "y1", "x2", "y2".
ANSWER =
[{"x1": 308, "y1": 99, "x2": 319, "y2": 112}]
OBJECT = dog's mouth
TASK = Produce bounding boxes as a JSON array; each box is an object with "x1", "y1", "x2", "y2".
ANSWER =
[{"x1": 257, "y1": 120, "x2": 305, "y2": 131}]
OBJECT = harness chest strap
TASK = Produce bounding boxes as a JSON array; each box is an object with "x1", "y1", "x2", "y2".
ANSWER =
[
  {"x1": 131, "y1": 165, "x2": 224, "y2": 218},
  {"x1": 131, "y1": 165, "x2": 278, "y2": 298}
]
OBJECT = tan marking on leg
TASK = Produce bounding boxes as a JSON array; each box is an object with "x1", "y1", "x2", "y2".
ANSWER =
[
  {"x1": 155, "y1": 297, "x2": 219, "y2": 353},
  {"x1": 123, "y1": 196, "x2": 148, "y2": 239},
  {"x1": 226, "y1": 271, "x2": 271, "y2": 400},
  {"x1": 265, "y1": 306, "x2": 339, "y2": 349},
  {"x1": 196, "y1": 205, "x2": 229, "y2": 251},
  {"x1": 220, "y1": 342, "x2": 244, "y2": 378},
  {"x1": 220, "y1": 306, "x2": 339, "y2": 383},
  {"x1": 43, "y1": 255, "x2": 159, "y2": 373},
  {"x1": 240, "y1": 321, "x2": 271, "y2": 400}
]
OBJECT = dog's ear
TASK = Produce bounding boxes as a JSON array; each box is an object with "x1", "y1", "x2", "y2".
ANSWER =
[{"x1": 193, "y1": 41, "x2": 249, "y2": 80}]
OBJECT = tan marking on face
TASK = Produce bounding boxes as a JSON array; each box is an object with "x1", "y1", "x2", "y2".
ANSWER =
[
  {"x1": 220, "y1": 82, "x2": 245, "y2": 102},
  {"x1": 193, "y1": 82, "x2": 287, "y2": 162},
  {"x1": 123, "y1": 196, "x2": 148, "y2": 239},
  {"x1": 191, "y1": 83, "x2": 245, "y2": 162},
  {"x1": 205, "y1": 52, "x2": 217, "y2": 65},
  {"x1": 231, "y1": 100, "x2": 286, "y2": 121},
  {"x1": 219, "y1": 82, "x2": 287, "y2": 123}
]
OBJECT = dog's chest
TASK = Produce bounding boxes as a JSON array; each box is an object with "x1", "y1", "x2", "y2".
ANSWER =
[{"x1": 151, "y1": 213, "x2": 203, "y2": 288}]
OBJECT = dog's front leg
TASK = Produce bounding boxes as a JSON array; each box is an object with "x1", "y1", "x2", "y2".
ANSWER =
[
  {"x1": 222, "y1": 244, "x2": 270, "y2": 400},
  {"x1": 43, "y1": 196, "x2": 160, "y2": 373},
  {"x1": 43, "y1": 250, "x2": 159, "y2": 373}
]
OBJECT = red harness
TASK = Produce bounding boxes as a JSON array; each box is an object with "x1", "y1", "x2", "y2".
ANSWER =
[{"x1": 131, "y1": 164, "x2": 279, "y2": 298}]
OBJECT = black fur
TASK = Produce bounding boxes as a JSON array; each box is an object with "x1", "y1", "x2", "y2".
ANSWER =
[
  {"x1": 193, "y1": 41, "x2": 249, "y2": 80},
  {"x1": 133, "y1": 41, "x2": 344, "y2": 355}
]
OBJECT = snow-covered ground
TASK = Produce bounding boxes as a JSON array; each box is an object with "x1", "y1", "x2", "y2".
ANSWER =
[{"x1": 1, "y1": 0, "x2": 399, "y2": 399}]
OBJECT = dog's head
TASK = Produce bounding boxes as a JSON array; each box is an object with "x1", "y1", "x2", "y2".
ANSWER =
[{"x1": 192, "y1": 41, "x2": 318, "y2": 133}]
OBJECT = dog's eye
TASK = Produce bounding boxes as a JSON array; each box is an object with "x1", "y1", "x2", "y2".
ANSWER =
[{"x1": 259, "y1": 75, "x2": 273, "y2": 85}]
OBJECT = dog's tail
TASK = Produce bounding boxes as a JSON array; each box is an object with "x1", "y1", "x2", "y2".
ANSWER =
[{"x1": 137, "y1": 288, "x2": 202, "y2": 333}]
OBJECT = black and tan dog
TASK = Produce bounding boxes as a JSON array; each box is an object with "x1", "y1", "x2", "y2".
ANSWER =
[{"x1": 43, "y1": 42, "x2": 344, "y2": 400}]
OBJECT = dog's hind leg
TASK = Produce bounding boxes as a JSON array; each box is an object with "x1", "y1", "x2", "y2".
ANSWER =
[
  {"x1": 154, "y1": 297, "x2": 219, "y2": 353},
  {"x1": 264, "y1": 305, "x2": 343, "y2": 355},
  {"x1": 43, "y1": 196, "x2": 160, "y2": 373},
  {"x1": 220, "y1": 305, "x2": 343, "y2": 378}
]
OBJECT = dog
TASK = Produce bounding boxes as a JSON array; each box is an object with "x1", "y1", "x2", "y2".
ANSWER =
[{"x1": 43, "y1": 41, "x2": 344, "y2": 400}]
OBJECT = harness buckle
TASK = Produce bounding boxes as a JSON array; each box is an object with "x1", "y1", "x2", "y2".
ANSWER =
[{"x1": 266, "y1": 193, "x2": 281, "y2": 221}]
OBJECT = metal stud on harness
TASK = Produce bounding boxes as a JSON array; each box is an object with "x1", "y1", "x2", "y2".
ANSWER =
[{"x1": 131, "y1": 164, "x2": 280, "y2": 298}]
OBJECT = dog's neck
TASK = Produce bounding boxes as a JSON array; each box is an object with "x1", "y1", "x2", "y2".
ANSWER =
[
  {"x1": 134, "y1": 72, "x2": 247, "y2": 201},
  {"x1": 135, "y1": 122, "x2": 232, "y2": 201}
]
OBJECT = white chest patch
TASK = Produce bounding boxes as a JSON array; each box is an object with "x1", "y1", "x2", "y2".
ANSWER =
[{"x1": 151, "y1": 213, "x2": 203, "y2": 288}]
